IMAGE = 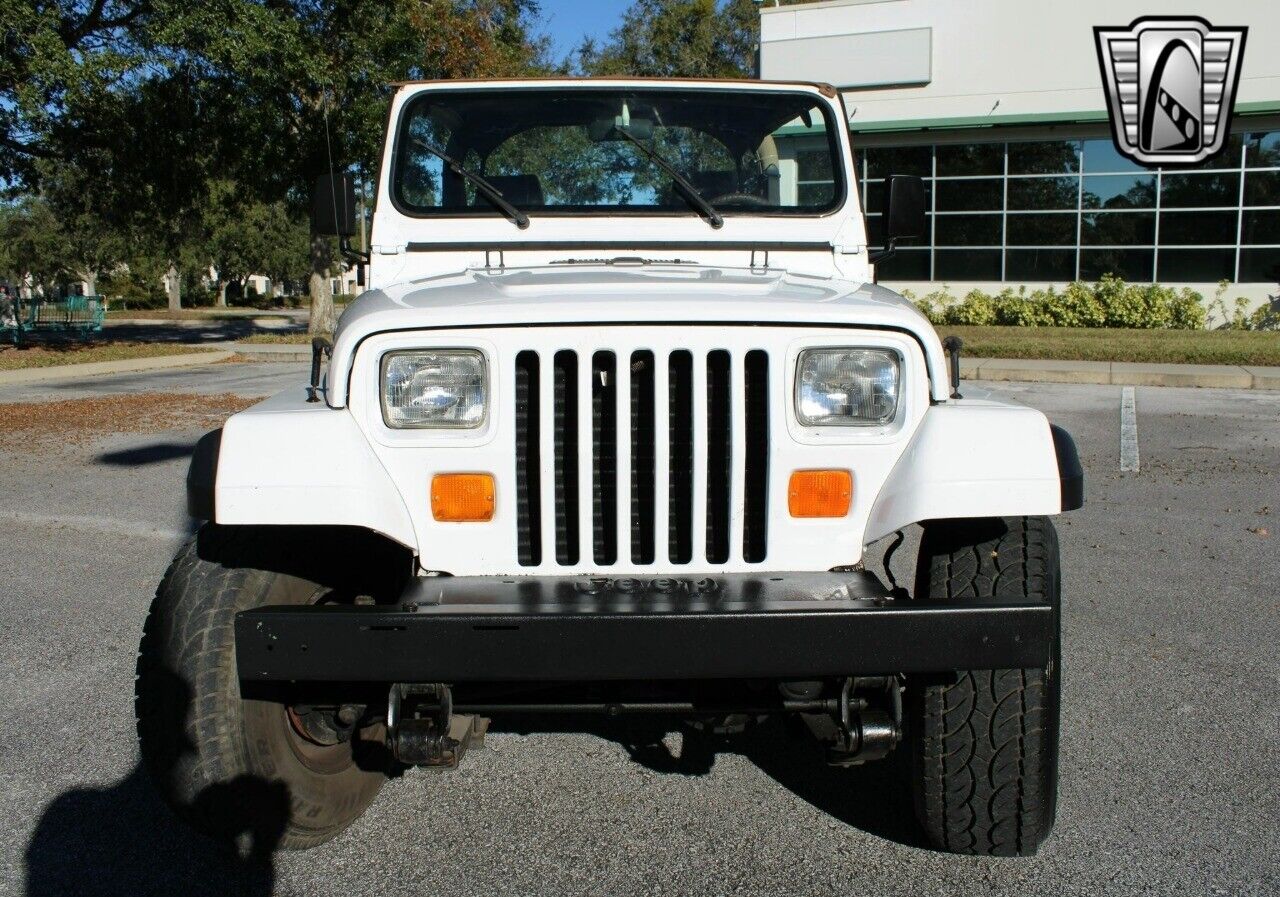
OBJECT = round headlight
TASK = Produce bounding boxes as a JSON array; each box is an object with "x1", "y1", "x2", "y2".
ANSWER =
[
  {"x1": 381, "y1": 349, "x2": 488, "y2": 428},
  {"x1": 796, "y1": 348, "x2": 900, "y2": 426}
]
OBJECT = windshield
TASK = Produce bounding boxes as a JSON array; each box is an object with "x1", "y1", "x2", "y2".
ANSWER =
[{"x1": 391, "y1": 88, "x2": 845, "y2": 218}]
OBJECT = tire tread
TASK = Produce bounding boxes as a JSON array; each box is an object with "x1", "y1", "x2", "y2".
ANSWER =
[{"x1": 910, "y1": 516, "x2": 1060, "y2": 857}]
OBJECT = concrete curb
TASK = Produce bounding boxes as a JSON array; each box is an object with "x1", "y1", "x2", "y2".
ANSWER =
[
  {"x1": 961, "y1": 357, "x2": 1279, "y2": 390},
  {"x1": 229, "y1": 343, "x2": 312, "y2": 362},
  {"x1": 0, "y1": 350, "x2": 232, "y2": 384}
]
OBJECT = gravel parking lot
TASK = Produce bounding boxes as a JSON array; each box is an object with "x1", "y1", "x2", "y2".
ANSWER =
[{"x1": 0, "y1": 363, "x2": 1275, "y2": 897}]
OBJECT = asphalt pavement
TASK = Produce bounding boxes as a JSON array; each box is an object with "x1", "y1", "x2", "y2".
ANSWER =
[{"x1": 0, "y1": 362, "x2": 1276, "y2": 896}]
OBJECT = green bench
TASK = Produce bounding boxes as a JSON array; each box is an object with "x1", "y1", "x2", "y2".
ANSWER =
[{"x1": 1, "y1": 295, "x2": 106, "y2": 344}]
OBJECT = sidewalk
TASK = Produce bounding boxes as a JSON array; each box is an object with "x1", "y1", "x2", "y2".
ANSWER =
[{"x1": 0, "y1": 349, "x2": 232, "y2": 385}]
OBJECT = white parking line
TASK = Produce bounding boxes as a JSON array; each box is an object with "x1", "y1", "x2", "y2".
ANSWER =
[{"x1": 1120, "y1": 386, "x2": 1140, "y2": 473}]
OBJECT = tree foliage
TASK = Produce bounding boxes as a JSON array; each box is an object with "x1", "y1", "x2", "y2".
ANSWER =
[
  {"x1": 3, "y1": 0, "x2": 548, "y2": 319},
  {"x1": 0, "y1": 196, "x2": 66, "y2": 289},
  {"x1": 577, "y1": 0, "x2": 759, "y2": 79}
]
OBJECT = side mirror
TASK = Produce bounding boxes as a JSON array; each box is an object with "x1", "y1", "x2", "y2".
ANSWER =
[
  {"x1": 312, "y1": 172, "x2": 357, "y2": 237},
  {"x1": 883, "y1": 174, "x2": 926, "y2": 245}
]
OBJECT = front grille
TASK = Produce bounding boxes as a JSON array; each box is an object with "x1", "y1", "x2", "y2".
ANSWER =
[{"x1": 515, "y1": 346, "x2": 770, "y2": 568}]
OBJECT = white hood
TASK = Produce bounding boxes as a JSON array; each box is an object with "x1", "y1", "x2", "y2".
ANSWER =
[{"x1": 326, "y1": 264, "x2": 948, "y2": 406}]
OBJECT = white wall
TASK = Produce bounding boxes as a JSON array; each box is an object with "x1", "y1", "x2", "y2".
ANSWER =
[{"x1": 761, "y1": 0, "x2": 1279, "y2": 129}]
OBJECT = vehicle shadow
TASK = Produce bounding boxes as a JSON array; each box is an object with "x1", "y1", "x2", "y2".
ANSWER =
[
  {"x1": 486, "y1": 713, "x2": 929, "y2": 850},
  {"x1": 24, "y1": 669, "x2": 287, "y2": 897},
  {"x1": 96, "y1": 441, "x2": 197, "y2": 466},
  {"x1": 103, "y1": 321, "x2": 304, "y2": 344}
]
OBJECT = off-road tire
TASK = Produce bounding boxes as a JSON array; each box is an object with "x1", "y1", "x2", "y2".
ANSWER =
[
  {"x1": 135, "y1": 525, "x2": 392, "y2": 851},
  {"x1": 908, "y1": 516, "x2": 1061, "y2": 857}
]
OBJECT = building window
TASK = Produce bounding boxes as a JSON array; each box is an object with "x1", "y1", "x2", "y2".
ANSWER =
[{"x1": 860, "y1": 128, "x2": 1280, "y2": 282}]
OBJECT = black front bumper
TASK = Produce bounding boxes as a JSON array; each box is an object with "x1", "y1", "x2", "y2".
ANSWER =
[{"x1": 235, "y1": 573, "x2": 1053, "y2": 683}]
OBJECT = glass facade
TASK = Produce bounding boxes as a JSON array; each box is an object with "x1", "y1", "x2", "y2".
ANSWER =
[{"x1": 861, "y1": 130, "x2": 1280, "y2": 283}]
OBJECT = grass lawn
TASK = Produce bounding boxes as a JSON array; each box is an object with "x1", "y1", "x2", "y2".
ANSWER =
[
  {"x1": 0, "y1": 340, "x2": 219, "y2": 371},
  {"x1": 936, "y1": 326, "x2": 1280, "y2": 366}
]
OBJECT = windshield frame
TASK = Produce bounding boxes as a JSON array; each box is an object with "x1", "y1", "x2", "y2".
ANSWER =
[{"x1": 387, "y1": 85, "x2": 850, "y2": 222}]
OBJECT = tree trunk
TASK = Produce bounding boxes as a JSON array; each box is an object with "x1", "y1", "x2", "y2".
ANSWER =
[
  {"x1": 79, "y1": 269, "x2": 98, "y2": 297},
  {"x1": 308, "y1": 233, "x2": 335, "y2": 336},
  {"x1": 217, "y1": 279, "x2": 228, "y2": 307},
  {"x1": 166, "y1": 264, "x2": 182, "y2": 311}
]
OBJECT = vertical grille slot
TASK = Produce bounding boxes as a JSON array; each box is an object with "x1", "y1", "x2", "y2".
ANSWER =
[
  {"x1": 743, "y1": 350, "x2": 769, "y2": 563},
  {"x1": 591, "y1": 351, "x2": 617, "y2": 565},
  {"x1": 553, "y1": 350, "x2": 579, "y2": 566},
  {"x1": 515, "y1": 351, "x2": 541, "y2": 567},
  {"x1": 630, "y1": 351, "x2": 656, "y2": 564},
  {"x1": 668, "y1": 350, "x2": 694, "y2": 564},
  {"x1": 705, "y1": 350, "x2": 732, "y2": 564}
]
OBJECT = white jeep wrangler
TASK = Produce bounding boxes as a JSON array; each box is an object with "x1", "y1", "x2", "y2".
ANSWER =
[{"x1": 137, "y1": 78, "x2": 1082, "y2": 857}]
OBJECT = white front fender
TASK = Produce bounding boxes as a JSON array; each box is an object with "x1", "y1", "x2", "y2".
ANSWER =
[
  {"x1": 864, "y1": 402, "x2": 1075, "y2": 545},
  {"x1": 207, "y1": 387, "x2": 417, "y2": 548}
]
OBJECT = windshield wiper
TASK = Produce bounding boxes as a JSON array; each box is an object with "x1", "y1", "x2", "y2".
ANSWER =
[
  {"x1": 412, "y1": 138, "x2": 530, "y2": 229},
  {"x1": 614, "y1": 126, "x2": 724, "y2": 230}
]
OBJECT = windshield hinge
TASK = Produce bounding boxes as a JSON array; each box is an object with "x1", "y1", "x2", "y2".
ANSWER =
[
  {"x1": 833, "y1": 242, "x2": 866, "y2": 256},
  {"x1": 372, "y1": 242, "x2": 405, "y2": 256}
]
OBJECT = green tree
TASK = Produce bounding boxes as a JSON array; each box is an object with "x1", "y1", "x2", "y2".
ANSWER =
[
  {"x1": 205, "y1": 184, "x2": 313, "y2": 305},
  {"x1": 254, "y1": 204, "x2": 314, "y2": 300},
  {"x1": 577, "y1": 0, "x2": 759, "y2": 78},
  {"x1": 0, "y1": 196, "x2": 68, "y2": 293},
  {"x1": 35, "y1": 162, "x2": 125, "y2": 295},
  {"x1": 0, "y1": 0, "x2": 149, "y2": 184}
]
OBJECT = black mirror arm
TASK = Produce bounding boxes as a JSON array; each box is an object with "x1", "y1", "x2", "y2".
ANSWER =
[
  {"x1": 868, "y1": 237, "x2": 899, "y2": 265},
  {"x1": 339, "y1": 236, "x2": 370, "y2": 265},
  {"x1": 339, "y1": 237, "x2": 370, "y2": 289}
]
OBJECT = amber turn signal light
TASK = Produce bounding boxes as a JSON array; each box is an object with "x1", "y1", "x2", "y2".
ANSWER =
[
  {"x1": 788, "y1": 469, "x2": 852, "y2": 518},
  {"x1": 431, "y1": 473, "x2": 495, "y2": 522}
]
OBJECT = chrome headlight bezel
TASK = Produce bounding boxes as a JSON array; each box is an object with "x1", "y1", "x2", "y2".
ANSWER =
[
  {"x1": 380, "y1": 348, "x2": 489, "y2": 429},
  {"x1": 794, "y1": 347, "x2": 902, "y2": 427}
]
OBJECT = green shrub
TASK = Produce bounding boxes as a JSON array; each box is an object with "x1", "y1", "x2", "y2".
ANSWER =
[
  {"x1": 1051, "y1": 282, "x2": 1107, "y2": 327},
  {"x1": 1094, "y1": 274, "x2": 1153, "y2": 327},
  {"x1": 1200, "y1": 280, "x2": 1272, "y2": 330},
  {"x1": 903, "y1": 287, "x2": 952, "y2": 325},
  {"x1": 1168, "y1": 287, "x2": 1208, "y2": 330},
  {"x1": 1248, "y1": 303, "x2": 1280, "y2": 331},
  {"x1": 994, "y1": 287, "x2": 1054, "y2": 326},
  {"x1": 901, "y1": 275, "x2": 1220, "y2": 329},
  {"x1": 945, "y1": 289, "x2": 997, "y2": 325}
]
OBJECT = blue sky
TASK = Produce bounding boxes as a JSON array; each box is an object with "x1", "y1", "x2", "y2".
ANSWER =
[{"x1": 539, "y1": 0, "x2": 634, "y2": 61}]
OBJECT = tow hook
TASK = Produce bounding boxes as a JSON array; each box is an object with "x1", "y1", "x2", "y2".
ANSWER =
[{"x1": 386, "y1": 683, "x2": 488, "y2": 767}]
